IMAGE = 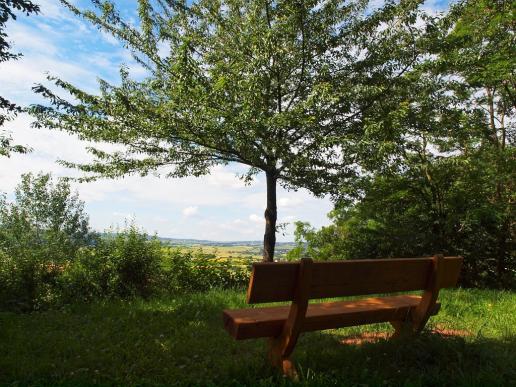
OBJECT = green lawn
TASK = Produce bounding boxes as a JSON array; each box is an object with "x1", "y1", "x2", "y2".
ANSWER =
[{"x1": 1, "y1": 288, "x2": 515, "y2": 386}]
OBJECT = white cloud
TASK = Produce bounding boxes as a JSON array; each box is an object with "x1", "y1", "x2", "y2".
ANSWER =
[
  {"x1": 249, "y1": 214, "x2": 263, "y2": 223},
  {"x1": 206, "y1": 166, "x2": 257, "y2": 189},
  {"x1": 7, "y1": 23, "x2": 58, "y2": 56},
  {"x1": 278, "y1": 197, "x2": 303, "y2": 208},
  {"x1": 182, "y1": 206, "x2": 199, "y2": 217},
  {"x1": 0, "y1": 54, "x2": 102, "y2": 105},
  {"x1": 112, "y1": 212, "x2": 136, "y2": 221},
  {"x1": 34, "y1": 0, "x2": 75, "y2": 20},
  {"x1": 100, "y1": 30, "x2": 120, "y2": 46}
]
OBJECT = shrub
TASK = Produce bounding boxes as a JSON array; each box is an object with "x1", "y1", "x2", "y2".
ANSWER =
[
  {"x1": 162, "y1": 248, "x2": 250, "y2": 293},
  {"x1": 0, "y1": 248, "x2": 65, "y2": 311},
  {"x1": 0, "y1": 178, "x2": 251, "y2": 312},
  {"x1": 100, "y1": 226, "x2": 163, "y2": 298},
  {"x1": 0, "y1": 173, "x2": 97, "y2": 310},
  {"x1": 58, "y1": 229, "x2": 251, "y2": 306},
  {"x1": 59, "y1": 226, "x2": 164, "y2": 301}
]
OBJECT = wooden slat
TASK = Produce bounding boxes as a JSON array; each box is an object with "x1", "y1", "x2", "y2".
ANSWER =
[
  {"x1": 246, "y1": 262, "x2": 298, "y2": 303},
  {"x1": 440, "y1": 256, "x2": 463, "y2": 288},
  {"x1": 310, "y1": 258, "x2": 431, "y2": 299},
  {"x1": 224, "y1": 295, "x2": 429, "y2": 340},
  {"x1": 247, "y1": 257, "x2": 463, "y2": 303}
]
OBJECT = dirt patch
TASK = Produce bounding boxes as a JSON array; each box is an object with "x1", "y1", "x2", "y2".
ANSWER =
[
  {"x1": 340, "y1": 326, "x2": 471, "y2": 346},
  {"x1": 341, "y1": 332, "x2": 390, "y2": 345},
  {"x1": 432, "y1": 324, "x2": 471, "y2": 338}
]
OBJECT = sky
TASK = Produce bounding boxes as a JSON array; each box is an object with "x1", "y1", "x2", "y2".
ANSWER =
[{"x1": 0, "y1": 0, "x2": 451, "y2": 242}]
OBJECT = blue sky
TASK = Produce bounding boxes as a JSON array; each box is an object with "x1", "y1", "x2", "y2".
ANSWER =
[{"x1": 0, "y1": 0, "x2": 452, "y2": 241}]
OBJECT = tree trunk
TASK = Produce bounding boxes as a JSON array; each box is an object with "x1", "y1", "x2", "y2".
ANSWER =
[{"x1": 263, "y1": 171, "x2": 277, "y2": 262}]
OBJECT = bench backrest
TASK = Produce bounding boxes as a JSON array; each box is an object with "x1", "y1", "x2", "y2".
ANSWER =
[{"x1": 247, "y1": 256, "x2": 463, "y2": 304}]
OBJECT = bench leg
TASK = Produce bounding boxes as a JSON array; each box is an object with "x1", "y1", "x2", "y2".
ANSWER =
[
  {"x1": 268, "y1": 337, "x2": 299, "y2": 381},
  {"x1": 391, "y1": 255, "x2": 445, "y2": 338},
  {"x1": 390, "y1": 303, "x2": 441, "y2": 338},
  {"x1": 390, "y1": 320, "x2": 415, "y2": 338}
]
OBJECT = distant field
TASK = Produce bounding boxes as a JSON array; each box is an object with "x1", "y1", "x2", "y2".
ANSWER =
[{"x1": 163, "y1": 242, "x2": 296, "y2": 261}]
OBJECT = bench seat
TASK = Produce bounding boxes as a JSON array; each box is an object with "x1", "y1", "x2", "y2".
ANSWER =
[{"x1": 224, "y1": 294, "x2": 438, "y2": 340}]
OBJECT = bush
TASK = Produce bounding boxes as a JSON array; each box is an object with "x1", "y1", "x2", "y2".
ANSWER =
[
  {"x1": 0, "y1": 223, "x2": 252, "y2": 312},
  {"x1": 162, "y1": 249, "x2": 250, "y2": 293},
  {"x1": 0, "y1": 173, "x2": 252, "y2": 311},
  {"x1": 59, "y1": 226, "x2": 163, "y2": 302},
  {"x1": 0, "y1": 248, "x2": 67, "y2": 311},
  {"x1": 0, "y1": 173, "x2": 97, "y2": 310},
  {"x1": 99, "y1": 227, "x2": 163, "y2": 298}
]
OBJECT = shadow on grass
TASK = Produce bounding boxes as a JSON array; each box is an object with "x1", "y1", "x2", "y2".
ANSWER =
[
  {"x1": 1, "y1": 291, "x2": 515, "y2": 386},
  {"x1": 293, "y1": 327, "x2": 516, "y2": 386}
]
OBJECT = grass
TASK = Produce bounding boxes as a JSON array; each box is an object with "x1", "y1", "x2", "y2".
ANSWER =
[{"x1": 1, "y1": 288, "x2": 515, "y2": 386}]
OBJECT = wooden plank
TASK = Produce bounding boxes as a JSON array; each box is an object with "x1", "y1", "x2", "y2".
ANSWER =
[
  {"x1": 440, "y1": 256, "x2": 463, "y2": 288},
  {"x1": 246, "y1": 261, "x2": 298, "y2": 303},
  {"x1": 310, "y1": 258, "x2": 431, "y2": 298},
  {"x1": 223, "y1": 295, "x2": 428, "y2": 340},
  {"x1": 246, "y1": 257, "x2": 463, "y2": 304}
]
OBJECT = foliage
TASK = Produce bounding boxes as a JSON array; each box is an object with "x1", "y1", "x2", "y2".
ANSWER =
[
  {"x1": 60, "y1": 226, "x2": 250, "y2": 303},
  {"x1": 0, "y1": 189, "x2": 250, "y2": 311},
  {"x1": 0, "y1": 0, "x2": 39, "y2": 155},
  {"x1": 59, "y1": 225, "x2": 163, "y2": 301},
  {"x1": 0, "y1": 173, "x2": 96, "y2": 310},
  {"x1": 433, "y1": 0, "x2": 515, "y2": 285},
  {"x1": 32, "y1": 0, "x2": 430, "y2": 260},
  {"x1": 291, "y1": 0, "x2": 515, "y2": 289},
  {"x1": 290, "y1": 156, "x2": 515, "y2": 288},
  {"x1": 163, "y1": 248, "x2": 250, "y2": 293},
  {"x1": 1, "y1": 288, "x2": 515, "y2": 385},
  {"x1": 0, "y1": 173, "x2": 94, "y2": 260}
]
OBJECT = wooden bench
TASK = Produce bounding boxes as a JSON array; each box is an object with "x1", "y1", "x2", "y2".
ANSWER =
[{"x1": 223, "y1": 254, "x2": 463, "y2": 377}]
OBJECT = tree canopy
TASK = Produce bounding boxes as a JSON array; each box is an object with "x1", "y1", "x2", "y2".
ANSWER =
[
  {"x1": 0, "y1": 0, "x2": 39, "y2": 156},
  {"x1": 288, "y1": 0, "x2": 515, "y2": 288},
  {"x1": 32, "y1": 0, "x2": 428, "y2": 261},
  {"x1": 0, "y1": 172, "x2": 95, "y2": 265}
]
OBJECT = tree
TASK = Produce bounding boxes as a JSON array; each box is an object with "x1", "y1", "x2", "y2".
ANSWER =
[
  {"x1": 0, "y1": 0, "x2": 40, "y2": 156},
  {"x1": 433, "y1": 0, "x2": 515, "y2": 282},
  {"x1": 0, "y1": 172, "x2": 95, "y2": 309},
  {"x1": 32, "y1": 0, "x2": 426, "y2": 261},
  {"x1": 289, "y1": 0, "x2": 515, "y2": 287},
  {"x1": 290, "y1": 151, "x2": 515, "y2": 288},
  {"x1": 0, "y1": 172, "x2": 94, "y2": 262}
]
